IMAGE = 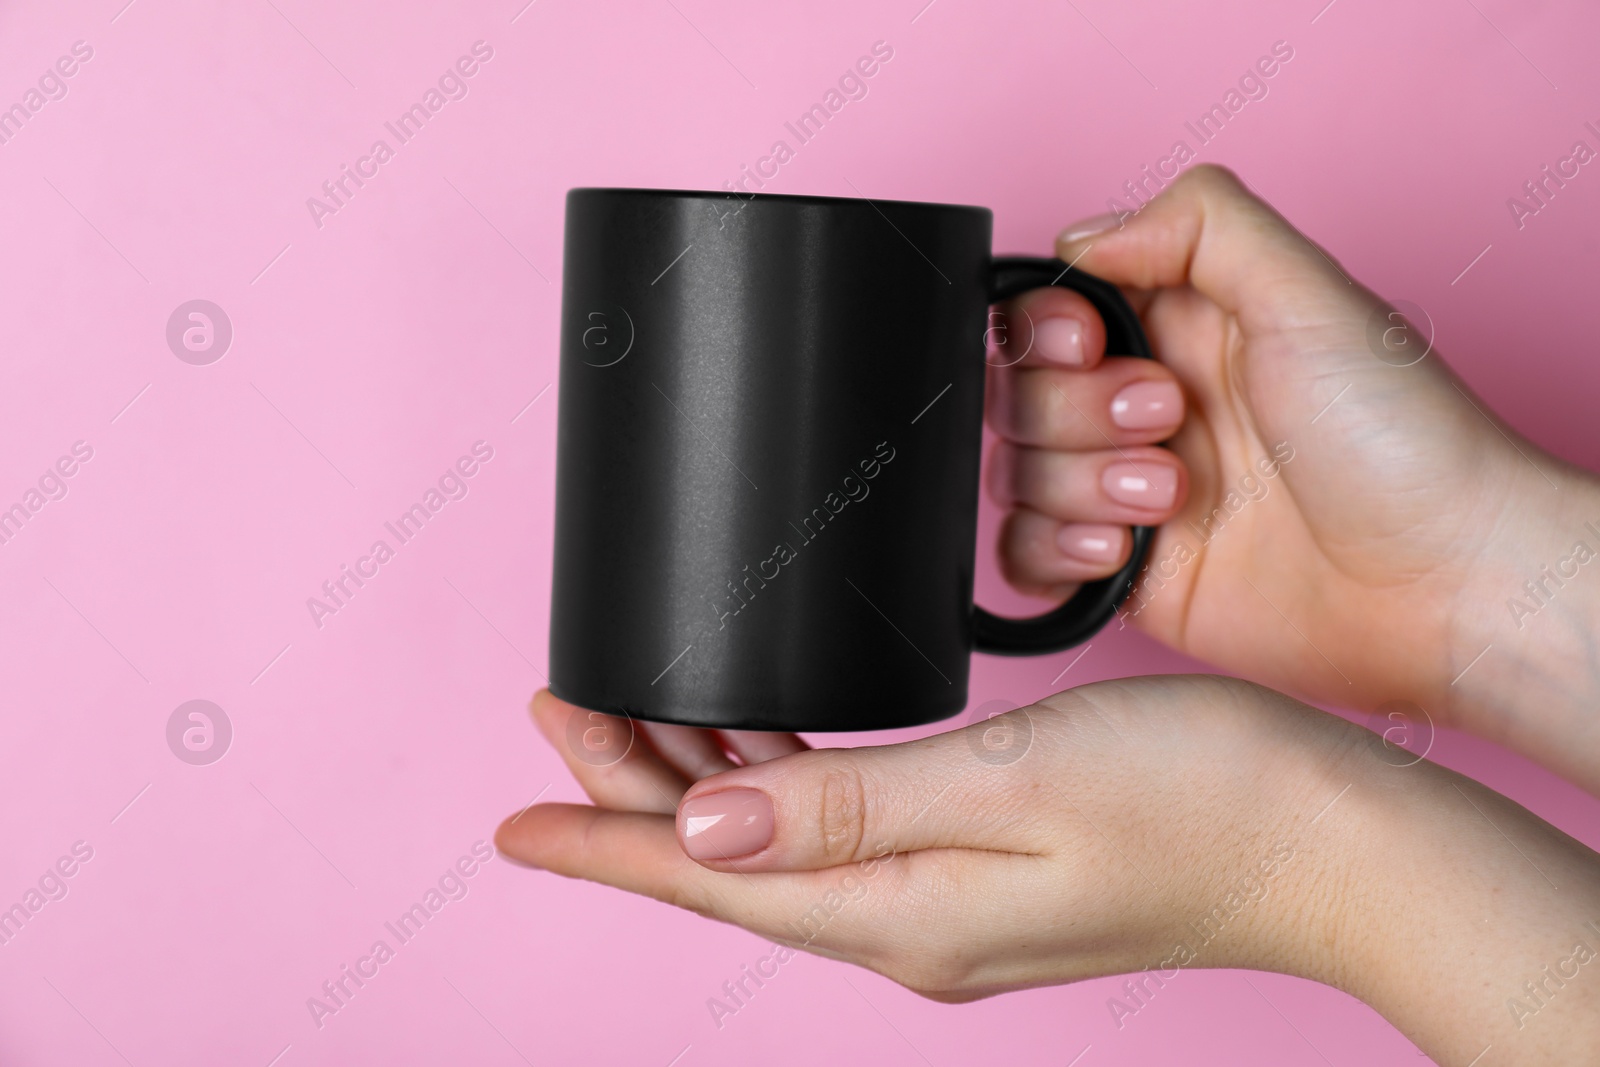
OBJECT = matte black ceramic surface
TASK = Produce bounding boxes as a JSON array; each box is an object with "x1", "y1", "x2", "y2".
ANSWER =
[{"x1": 550, "y1": 188, "x2": 1152, "y2": 731}]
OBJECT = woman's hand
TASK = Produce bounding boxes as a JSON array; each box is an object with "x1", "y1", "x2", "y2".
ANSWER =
[
  {"x1": 988, "y1": 164, "x2": 1600, "y2": 788},
  {"x1": 497, "y1": 682, "x2": 1600, "y2": 1064}
]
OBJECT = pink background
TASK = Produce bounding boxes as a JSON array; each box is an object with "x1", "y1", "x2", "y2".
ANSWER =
[{"x1": 2, "y1": 0, "x2": 1598, "y2": 1063}]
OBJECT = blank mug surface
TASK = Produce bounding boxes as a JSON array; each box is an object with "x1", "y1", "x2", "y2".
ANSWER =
[{"x1": 550, "y1": 188, "x2": 993, "y2": 732}]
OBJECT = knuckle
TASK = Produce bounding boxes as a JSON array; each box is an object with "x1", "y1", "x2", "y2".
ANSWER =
[
  {"x1": 1182, "y1": 161, "x2": 1243, "y2": 192},
  {"x1": 816, "y1": 765, "x2": 869, "y2": 865}
]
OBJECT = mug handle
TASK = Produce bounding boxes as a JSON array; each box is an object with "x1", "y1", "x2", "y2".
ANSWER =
[{"x1": 973, "y1": 256, "x2": 1158, "y2": 654}]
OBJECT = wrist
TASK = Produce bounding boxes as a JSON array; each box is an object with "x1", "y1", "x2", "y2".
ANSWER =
[
  {"x1": 1444, "y1": 464, "x2": 1600, "y2": 790},
  {"x1": 1337, "y1": 751, "x2": 1600, "y2": 1062},
  {"x1": 1047, "y1": 678, "x2": 1600, "y2": 1064}
]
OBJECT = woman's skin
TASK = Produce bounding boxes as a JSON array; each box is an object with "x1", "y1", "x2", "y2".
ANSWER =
[
  {"x1": 505, "y1": 680, "x2": 1600, "y2": 1064},
  {"x1": 496, "y1": 166, "x2": 1600, "y2": 1062},
  {"x1": 986, "y1": 164, "x2": 1600, "y2": 792}
]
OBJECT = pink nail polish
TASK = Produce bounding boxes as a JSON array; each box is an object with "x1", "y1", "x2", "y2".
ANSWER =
[
  {"x1": 1056, "y1": 523, "x2": 1124, "y2": 564},
  {"x1": 1102, "y1": 462, "x2": 1177, "y2": 510},
  {"x1": 1057, "y1": 212, "x2": 1123, "y2": 245},
  {"x1": 679, "y1": 788, "x2": 773, "y2": 861},
  {"x1": 1034, "y1": 317, "x2": 1085, "y2": 365},
  {"x1": 1110, "y1": 380, "x2": 1182, "y2": 430}
]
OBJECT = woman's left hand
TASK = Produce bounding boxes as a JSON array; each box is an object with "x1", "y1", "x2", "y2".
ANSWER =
[{"x1": 496, "y1": 678, "x2": 1600, "y2": 1062}]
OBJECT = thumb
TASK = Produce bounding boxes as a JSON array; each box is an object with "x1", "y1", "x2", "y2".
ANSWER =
[
  {"x1": 1057, "y1": 164, "x2": 1375, "y2": 334},
  {"x1": 673, "y1": 712, "x2": 1041, "y2": 872},
  {"x1": 1057, "y1": 164, "x2": 1472, "y2": 450}
]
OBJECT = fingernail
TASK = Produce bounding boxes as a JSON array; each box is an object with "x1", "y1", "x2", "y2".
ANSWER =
[
  {"x1": 988, "y1": 445, "x2": 1017, "y2": 507},
  {"x1": 1102, "y1": 462, "x2": 1177, "y2": 510},
  {"x1": 679, "y1": 788, "x2": 773, "y2": 861},
  {"x1": 1057, "y1": 523, "x2": 1124, "y2": 564},
  {"x1": 1110, "y1": 380, "x2": 1182, "y2": 430},
  {"x1": 493, "y1": 824, "x2": 540, "y2": 869},
  {"x1": 1058, "y1": 212, "x2": 1123, "y2": 244},
  {"x1": 497, "y1": 850, "x2": 541, "y2": 870},
  {"x1": 1034, "y1": 317, "x2": 1085, "y2": 365}
]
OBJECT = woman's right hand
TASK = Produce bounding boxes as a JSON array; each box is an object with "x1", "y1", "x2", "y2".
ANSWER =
[{"x1": 987, "y1": 164, "x2": 1600, "y2": 789}]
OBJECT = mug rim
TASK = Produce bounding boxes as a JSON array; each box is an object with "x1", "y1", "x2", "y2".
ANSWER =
[{"x1": 567, "y1": 186, "x2": 992, "y2": 218}]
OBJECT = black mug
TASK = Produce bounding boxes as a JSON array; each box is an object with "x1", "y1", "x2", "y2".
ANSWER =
[{"x1": 550, "y1": 188, "x2": 1154, "y2": 732}]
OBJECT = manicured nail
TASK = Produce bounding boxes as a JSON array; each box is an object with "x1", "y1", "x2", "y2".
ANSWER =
[
  {"x1": 1057, "y1": 523, "x2": 1124, "y2": 564},
  {"x1": 1034, "y1": 317, "x2": 1085, "y2": 365},
  {"x1": 497, "y1": 849, "x2": 541, "y2": 870},
  {"x1": 1102, "y1": 462, "x2": 1177, "y2": 510},
  {"x1": 679, "y1": 788, "x2": 773, "y2": 861},
  {"x1": 1058, "y1": 212, "x2": 1123, "y2": 245},
  {"x1": 1110, "y1": 380, "x2": 1182, "y2": 430},
  {"x1": 988, "y1": 445, "x2": 1017, "y2": 507}
]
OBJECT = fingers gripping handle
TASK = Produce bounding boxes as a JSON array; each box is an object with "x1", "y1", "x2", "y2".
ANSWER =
[{"x1": 973, "y1": 257, "x2": 1157, "y2": 655}]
